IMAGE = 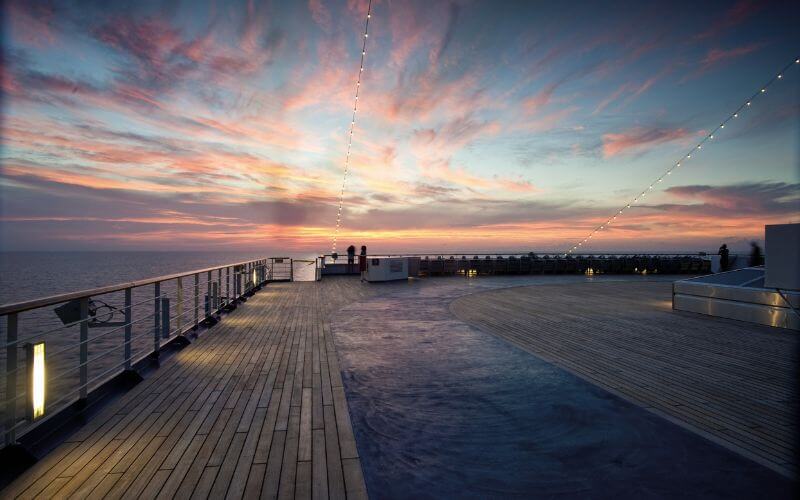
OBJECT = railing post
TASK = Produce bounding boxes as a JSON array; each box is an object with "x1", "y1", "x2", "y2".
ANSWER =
[
  {"x1": 153, "y1": 282, "x2": 161, "y2": 356},
  {"x1": 235, "y1": 266, "x2": 240, "y2": 298},
  {"x1": 212, "y1": 282, "x2": 219, "y2": 311},
  {"x1": 217, "y1": 269, "x2": 222, "y2": 308},
  {"x1": 79, "y1": 297, "x2": 89, "y2": 399},
  {"x1": 206, "y1": 271, "x2": 212, "y2": 318},
  {"x1": 161, "y1": 298, "x2": 170, "y2": 339},
  {"x1": 290, "y1": 259, "x2": 294, "y2": 282},
  {"x1": 226, "y1": 267, "x2": 230, "y2": 306},
  {"x1": 5, "y1": 313, "x2": 18, "y2": 445},
  {"x1": 124, "y1": 288, "x2": 132, "y2": 370},
  {"x1": 176, "y1": 277, "x2": 183, "y2": 334},
  {"x1": 194, "y1": 273, "x2": 199, "y2": 329}
]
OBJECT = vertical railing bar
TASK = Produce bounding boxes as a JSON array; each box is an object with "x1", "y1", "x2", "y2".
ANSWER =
[
  {"x1": 217, "y1": 269, "x2": 222, "y2": 310},
  {"x1": 5, "y1": 313, "x2": 19, "y2": 445},
  {"x1": 161, "y1": 298, "x2": 170, "y2": 339},
  {"x1": 124, "y1": 288, "x2": 132, "y2": 370},
  {"x1": 226, "y1": 267, "x2": 230, "y2": 306},
  {"x1": 194, "y1": 273, "x2": 199, "y2": 329},
  {"x1": 176, "y1": 277, "x2": 183, "y2": 334},
  {"x1": 206, "y1": 271, "x2": 212, "y2": 319},
  {"x1": 79, "y1": 297, "x2": 89, "y2": 399},
  {"x1": 153, "y1": 282, "x2": 161, "y2": 356}
]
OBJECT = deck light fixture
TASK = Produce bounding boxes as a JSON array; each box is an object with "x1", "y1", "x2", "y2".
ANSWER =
[{"x1": 26, "y1": 342, "x2": 46, "y2": 421}]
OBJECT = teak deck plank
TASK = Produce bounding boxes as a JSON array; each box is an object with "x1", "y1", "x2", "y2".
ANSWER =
[
  {"x1": 2, "y1": 281, "x2": 368, "y2": 499},
  {"x1": 450, "y1": 280, "x2": 799, "y2": 478}
]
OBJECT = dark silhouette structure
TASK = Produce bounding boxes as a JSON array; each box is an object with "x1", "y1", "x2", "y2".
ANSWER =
[
  {"x1": 359, "y1": 245, "x2": 367, "y2": 280},
  {"x1": 718, "y1": 244, "x2": 730, "y2": 272},
  {"x1": 749, "y1": 241, "x2": 763, "y2": 267},
  {"x1": 347, "y1": 245, "x2": 356, "y2": 273}
]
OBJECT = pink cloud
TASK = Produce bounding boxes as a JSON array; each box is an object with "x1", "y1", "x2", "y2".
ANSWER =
[
  {"x1": 701, "y1": 43, "x2": 765, "y2": 68},
  {"x1": 602, "y1": 126, "x2": 695, "y2": 158},
  {"x1": 309, "y1": 0, "x2": 333, "y2": 32},
  {"x1": 695, "y1": 0, "x2": 762, "y2": 40}
]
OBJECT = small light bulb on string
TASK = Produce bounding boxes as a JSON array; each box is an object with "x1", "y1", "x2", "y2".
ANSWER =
[
  {"x1": 331, "y1": 0, "x2": 373, "y2": 253},
  {"x1": 563, "y1": 56, "x2": 797, "y2": 255}
]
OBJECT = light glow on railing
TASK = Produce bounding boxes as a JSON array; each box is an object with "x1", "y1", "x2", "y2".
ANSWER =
[{"x1": 27, "y1": 342, "x2": 46, "y2": 421}]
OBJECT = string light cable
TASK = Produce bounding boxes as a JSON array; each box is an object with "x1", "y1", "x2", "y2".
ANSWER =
[
  {"x1": 331, "y1": 0, "x2": 373, "y2": 256},
  {"x1": 563, "y1": 56, "x2": 800, "y2": 257}
]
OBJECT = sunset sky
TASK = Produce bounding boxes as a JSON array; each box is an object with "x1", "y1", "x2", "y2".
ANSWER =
[{"x1": 1, "y1": 0, "x2": 798, "y2": 254}]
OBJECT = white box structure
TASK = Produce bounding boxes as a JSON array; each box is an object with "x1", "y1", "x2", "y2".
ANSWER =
[
  {"x1": 365, "y1": 258, "x2": 408, "y2": 282},
  {"x1": 765, "y1": 223, "x2": 800, "y2": 291}
]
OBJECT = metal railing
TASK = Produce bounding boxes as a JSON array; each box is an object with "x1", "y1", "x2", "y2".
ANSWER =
[
  {"x1": 318, "y1": 252, "x2": 715, "y2": 277},
  {"x1": 0, "y1": 258, "x2": 273, "y2": 448}
]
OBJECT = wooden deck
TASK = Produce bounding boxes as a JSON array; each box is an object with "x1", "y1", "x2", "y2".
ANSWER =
[
  {"x1": 450, "y1": 281, "x2": 799, "y2": 478},
  {"x1": 2, "y1": 281, "x2": 369, "y2": 499},
  {"x1": 3, "y1": 276, "x2": 797, "y2": 498}
]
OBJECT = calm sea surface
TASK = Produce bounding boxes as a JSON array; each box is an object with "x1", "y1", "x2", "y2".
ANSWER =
[{"x1": 0, "y1": 251, "x2": 319, "y2": 304}]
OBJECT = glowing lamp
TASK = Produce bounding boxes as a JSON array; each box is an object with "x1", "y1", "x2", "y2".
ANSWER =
[{"x1": 26, "y1": 342, "x2": 46, "y2": 421}]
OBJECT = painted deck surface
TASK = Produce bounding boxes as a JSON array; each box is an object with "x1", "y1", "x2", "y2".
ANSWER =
[
  {"x1": 2, "y1": 281, "x2": 369, "y2": 500},
  {"x1": 450, "y1": 281, "x2": 799, "y2": 478},
  {"x1": 2, "y1": 276, "x2": 797, "y2": 498}
]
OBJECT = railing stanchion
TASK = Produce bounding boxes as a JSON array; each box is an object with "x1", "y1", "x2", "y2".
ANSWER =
[
  {"x1": 206, "y1": 271, "x2": 212, "y2": 318},
  {"x1": 194, "y1": 273, "x2": 199, "y2": 329},
  {"x1": 212, "y1": 282, "x2": 219, "y2": 312},
  {"x1": 153, "y1": 282, "x2": 161, "y2": 356},
  {"x1": 124, "y1": 288, "x2": 132, "y2": 370},
  {"x1": 5, "y1": 313, "x2": 19, "y2": 445},
  {"x1": 161, "y1": 298, "x2": 170, "y2": 339},
  {"x1": 79, "y1": 297, "x2": 89, "y2": 399},
  {"x1": 217, "y1": 269, "x2": 222, "y2": 309},
  {"x1": 226, "y1": 267, "x2": 230, "y2": 306},
  {"x1": 176, "y1": 277, "x2": 183, "y2": 334}
]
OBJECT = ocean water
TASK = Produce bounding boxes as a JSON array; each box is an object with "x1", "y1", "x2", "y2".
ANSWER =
[{"x1": 0, "y1": 251, "x2": 319, "y2": 304}]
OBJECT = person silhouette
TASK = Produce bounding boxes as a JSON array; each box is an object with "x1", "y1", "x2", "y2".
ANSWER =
[
  {"x1": 346, "y1": 245, "x2": 356, "y2": 273},
  {"x1": 718, "y1": 243, "x2": 729, "y2": 272},
  {"x1": 359, "y1": 245, "x2": 367, "y2": 281},
  {"x1": 749, "y1": 241, "x2": 763, "y2": 267}
]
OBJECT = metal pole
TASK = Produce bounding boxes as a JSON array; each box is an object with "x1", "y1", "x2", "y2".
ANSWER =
[
  {"x1": 212, "y1": 282, "x2": 218, "y2": 312},
  {"x1": 176, "y1": 277, "x2": 183, "y2": 333},
  {"x1": 194, "y1": 273, "x2": 199, "y2": 329},
  {"x1": 124, "y1": 288, "x2": 132, "y2": 370},
  {"x1": 226, "y1": 267, "x2": 230, "y2": 306},
  {"x1": 80, "y1": 297, "x2": 89, "y2": 399},
  {"x1": 206, "y1": 271, "x2": 212, "y2": 318},
  {"x1": 5, "y1": 313, "x2": 18, "y2": 445},
  {"x1": 161, "y1": 298, "x2": 170, "y2": 339},
  {"x1": 217, "y1": 269, "x2": 222, "y2": 308},
  {"x1": 235, "y1": 266, "x2": 240, "y2": 298},
  {"x1": 153, "y1": 282, "x2": 161, "y2": 356},
  {"x1": 290, "y1": 259, "x2": 294, "y2": 282}
]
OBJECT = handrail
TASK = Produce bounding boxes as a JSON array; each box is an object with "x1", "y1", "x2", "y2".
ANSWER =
[
  {"x1": 320, "y1": 252, "x2": 716, "y2": 259},
  {"x1": 0, "y1": 258, "x2": 269, "y2": 316}
]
